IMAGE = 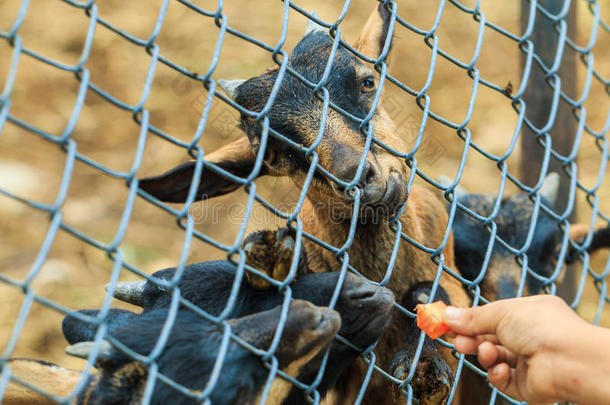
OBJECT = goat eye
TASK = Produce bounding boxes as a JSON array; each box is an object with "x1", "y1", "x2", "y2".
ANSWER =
[
  {"x1": 361, "y1": 77, "x2": 375, "y2": 93},
  {"x1": 264, "y1": 148, "x2": 277, "y2": 165}
]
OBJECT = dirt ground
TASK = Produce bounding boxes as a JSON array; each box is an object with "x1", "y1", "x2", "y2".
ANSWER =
[{"x1": 0, "y1": 0, "x2": 608, "y2": 382}]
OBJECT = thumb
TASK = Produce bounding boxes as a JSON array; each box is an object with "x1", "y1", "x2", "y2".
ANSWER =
[{"x1": 444, "y1": 302, "x2": 509, "y2": 336}]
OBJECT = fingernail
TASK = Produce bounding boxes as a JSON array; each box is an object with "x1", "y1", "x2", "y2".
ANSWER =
[{"x1": 444, "y1": 306, "x2": 461, "y2": 322}]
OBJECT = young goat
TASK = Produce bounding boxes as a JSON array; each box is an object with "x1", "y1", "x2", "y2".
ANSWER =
[
  {"x1": 440, "y1": 173, "x2": 610, "y2": 300},
  {"x1": 140, "y1": 5, "x2": 470, "y2": 403},
  {"x1": 3, "y1": 301, "x2": 340, "y2": 405},
  {"x1": 66, "y1": 259, "x2": 396, "y2": 403}
]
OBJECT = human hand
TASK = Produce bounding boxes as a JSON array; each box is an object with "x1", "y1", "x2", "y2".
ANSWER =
[{"x1": 444, "y1": 295, "x2": 600, "y2": 404}]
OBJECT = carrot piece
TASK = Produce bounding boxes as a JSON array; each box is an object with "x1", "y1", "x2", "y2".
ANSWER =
[{"x1": 415, "y1": 301, "x2": 450, "y2": 339}]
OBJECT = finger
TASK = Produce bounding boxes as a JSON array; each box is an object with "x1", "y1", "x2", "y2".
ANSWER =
[
  {"x1": 444, "y1": 301, "x2": 514, "y2": 336},
  {"x1": 487, "y1": 362, "x2": 510, "y2": 388},
  {"x1": 467, "y1": 334, "x2": 501, "y2": 345},
  {"x1": 477, "y1": 341, "x2": 499, "y2": 368},
  {"x1": 454, "y1": 335, "x2": 479, "y2": 354},
  {"x1": 493, "y1": 345, "x2": 518, "y2": 368},
  {"x1": 454, "y1": 334, "x2": 501, "y2": 354},
  {"x1": 487, "y1": 363, "x2": 522, "y2": 401},
  {"x1": 446, "y1": 332, "x2": 501, "y2": 342},
  {"x1": 477, "y1": 334, "x2": 501, "y2": 345},
  {"x1": 478, "y1": 342, "x2": 519, "y2": 369}
]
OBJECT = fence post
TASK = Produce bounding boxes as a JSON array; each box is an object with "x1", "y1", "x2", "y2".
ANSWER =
[{"x1": 520, "y1": 0, "x2": 577, "y2": 299}]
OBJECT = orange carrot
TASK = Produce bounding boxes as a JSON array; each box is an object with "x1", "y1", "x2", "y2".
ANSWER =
[{"x1": 415, "y1": 301, "x2": 450, "y2": 339}]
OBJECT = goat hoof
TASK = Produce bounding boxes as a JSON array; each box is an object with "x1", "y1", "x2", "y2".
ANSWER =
[
  {"x1": 272, "y1": 228, "x2": 295, "y2": 282},
  {"x1": 241, "y1": 228, "x2": 296, "y2": 290},
  {"x1": 390, "y1": 349, "x2": 453, "y2": 405}
]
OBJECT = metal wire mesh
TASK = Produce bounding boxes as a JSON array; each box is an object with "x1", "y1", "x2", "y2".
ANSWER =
[{"x1": 0, "y1": 0, "x2": 609, "y2": 404}]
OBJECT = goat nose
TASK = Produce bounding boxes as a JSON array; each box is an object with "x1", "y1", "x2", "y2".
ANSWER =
[
  {"x1": 362, "y1": 164, "x2": 386, "y2": 203},
  {"x1": 334, "y1": 160, "x2": 386, "y2": 203},
  {"x1": 346, "y1": 283, "x2": 395, "y2": 310},
  {"x1": 335, "y1": 159, "x2": 370, "y2": 184},
  {"x1": 363, "y1": 161, "x2": 381, "y2": 186},
  {"x1": 336, "y1": 160, "x2": 382, "y2": 190}
]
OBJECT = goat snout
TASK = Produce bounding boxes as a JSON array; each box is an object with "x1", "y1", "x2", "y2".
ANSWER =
[
  {"x1": 292, "y1": 301, "x2": 341, "y2": 333},
  {"x1": 361, "y1": 163, "x2": 386, "y2": 203},
  {"x1": 334, "y1": 158, "x2": 378, "y2": 185},
  {"x1": 332, "y1": 157, "x2": 391, "y2": 202},
  {"x1": 343, "y1": 273, "x2": 395, "y2": 311},
  {"x1": 347, "y1": 285, "x2": 395, "y2": 310}
]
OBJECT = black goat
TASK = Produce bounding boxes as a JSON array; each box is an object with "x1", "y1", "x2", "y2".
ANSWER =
[
  {"x1": 5, "y1": 301, "x2": 340, "y2": 405},
  {"x1": 441, "y1": 173, "x2": 610, "y2": 300},
  {"x1": 63, "y1": 261, "x2": 396, "y2": 403}
]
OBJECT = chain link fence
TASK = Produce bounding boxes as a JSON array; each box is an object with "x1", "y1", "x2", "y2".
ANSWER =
[{"x1": 0, "y1": 0, "x2": 609, "y2": 404}]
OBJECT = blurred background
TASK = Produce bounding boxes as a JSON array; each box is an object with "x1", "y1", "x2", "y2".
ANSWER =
[{"x1": 0, "y1": 0, "x2": 608, "y2": 373}]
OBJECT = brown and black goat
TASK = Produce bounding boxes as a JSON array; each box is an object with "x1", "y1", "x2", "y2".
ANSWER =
[{"x1": 139, "y1": 5, "x2": 471, "y2": 404}]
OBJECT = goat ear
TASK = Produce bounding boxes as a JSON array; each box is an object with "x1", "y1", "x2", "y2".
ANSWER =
[
  {"x1": 569, "y1": 223, "x2": 591, "y2": 243},
  {"x1": 566, "y1": 224, "x2": 610, "y2": 263},
  {"x1": 139, "y1": 136, "x2": 270, "y2": 203},
  {"x1": 590, "y1": 227, "x2": 610, "y2": 252},
  {"x1": 353, "y1": 4, "x2": 393, "y2": 63},
  {"x1": 570, "y1": 224, "x2": 610, "y2": 251}
]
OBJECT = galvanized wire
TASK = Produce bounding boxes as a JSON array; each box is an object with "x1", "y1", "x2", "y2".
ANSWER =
[{"x1": 0, "y1": 0, "x2": 609, "y2": 404}]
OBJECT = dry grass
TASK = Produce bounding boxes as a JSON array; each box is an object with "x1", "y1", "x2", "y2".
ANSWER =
[{"x1": 0, "y1": 0, "x2": 608, "y2": 375}]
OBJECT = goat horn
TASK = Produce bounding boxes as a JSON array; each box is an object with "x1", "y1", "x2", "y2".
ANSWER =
[
  {"x1": 217, "y1": 79, "x2": 246, "y2": 101},
  {"x1": 438, "y1": 175, "x2": 469, "y2": 199},
  {"x1": 305, "y1": 11, "x2": 325, "y2": 36},
  {"x1": 66, "y1": 341, "x2": 114, "y2": 360},
  {"x1": 539, "y1": 172, "x2": 560, "y2": 205},
  {"x1": 107, "y1": 280, "x2": 146, "y2": 307}
]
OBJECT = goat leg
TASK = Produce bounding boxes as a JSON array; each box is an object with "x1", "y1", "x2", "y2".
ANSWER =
[{"x1": 241, "y1": 227, "x2": 309, "y2": 290}]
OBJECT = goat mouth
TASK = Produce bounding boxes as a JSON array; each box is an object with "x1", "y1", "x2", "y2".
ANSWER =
[
  {"x1": 383, "y1": 172, "x2": 404, "y2": 204},
  {"x1": 325, "y1": 172, "x2": 406, "y2": 218}
]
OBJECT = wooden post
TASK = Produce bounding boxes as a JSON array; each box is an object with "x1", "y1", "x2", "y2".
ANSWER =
[{"x1": 520, "y1": 0, "x2": 577, "y2": 299}]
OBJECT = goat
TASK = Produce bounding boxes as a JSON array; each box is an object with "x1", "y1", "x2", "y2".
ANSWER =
[
  {"x1": 64, "y1": 255, "x2": 396, "y2": 403},
  {"x1": 138, "y1": 5, "x2": 471, "y2": 403},
  {"x1": 3, "y1": 301, "x2": 340, "y2": 405},
  {"x1": 439, "y1": 173, "x2": 610, "y2": 300},
  {"x1": 438, "y1": 173, "x2": 610, "y2": 404}
]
